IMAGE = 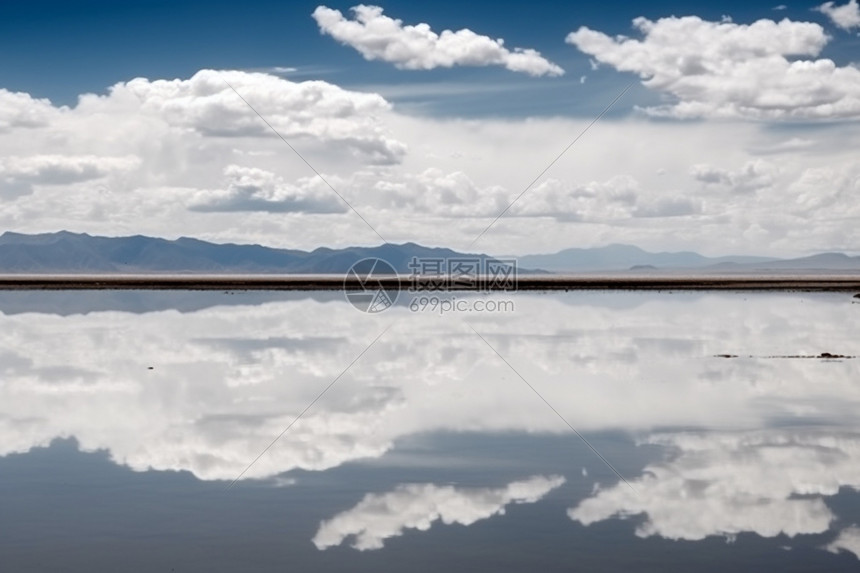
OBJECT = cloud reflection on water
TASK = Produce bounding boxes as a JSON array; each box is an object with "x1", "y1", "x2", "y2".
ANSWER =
[
  {"x1": 313, "y1": 474, "x2": 565, "y2": 550},
  {"x1": 1, "y1": 291, "x2": 859, "y2": 555},
  {"x1": 0, "y1": 292, "x2": 858, "y2": 481}
]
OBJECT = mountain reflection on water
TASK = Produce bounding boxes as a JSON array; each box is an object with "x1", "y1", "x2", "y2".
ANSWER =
[{"x1": 1, "y1": 291, "x2": 859, "y2": 571}]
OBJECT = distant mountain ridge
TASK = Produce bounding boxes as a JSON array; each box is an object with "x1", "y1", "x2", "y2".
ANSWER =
[
  {"x1": 0, "y1": 231, "x2": 511, "y2": 274},
  {"x1": 516, "y1": 244, "x2": 778, "y2": 272},
  {"x1": 706, "y1": 252, "x2": 860, "y2": 271},
  {"x1": 0, "y1": 232, "x2": 858, "y2": 274},
  {"x1": 517, "y1": 244, "x2": 860, "y2": 273}
]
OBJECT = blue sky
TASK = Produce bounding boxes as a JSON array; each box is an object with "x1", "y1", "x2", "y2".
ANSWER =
[
  {"x1": 3, "y1": 0, "x2": 856, "y2": 115},
  {"x1": 0, "y1": 1, "x2": 859, "y2": 255}
]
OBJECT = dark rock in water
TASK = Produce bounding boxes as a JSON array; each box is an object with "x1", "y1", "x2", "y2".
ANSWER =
[
  {"x1": 719, "y1": 352, "x2": 854, "y2": 359},
  {"x1": 854, "y1": 293, "x2": 860, "y2": 299}
]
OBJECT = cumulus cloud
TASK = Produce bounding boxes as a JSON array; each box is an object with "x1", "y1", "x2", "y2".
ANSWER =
[
  {"x1": 787, "y1": 164, "x2": 860, "y2": 215},
  {"x1": 566, "y1": 16, "x2": 860, "y2": 119},
  {"x1": 189, "y1": 165, "x2": 347, "y2": 213},
  {"x1": 368, "y1": 167, "x2": 508, "y2": 217},
  {"x1": 0, "y1": 69, "x2": 416, "y2": 244},
  {"x1": 361, "y1": 170, "x2": 699, "y2": 223},
  {"x1": 312, "y1": 5, "x2": 564, "y2": 77},
  {"x1": 313, "y1": 475, "x2": 565, "y2": 550},
  {"x1": 0, "y1": 89, "x2": 60, "y2": 131},
  {"x1": 295, "y1": 168, "x2": 697, "y2": 222},
  {"x1": 568, "y1": 430, "x2": 860, "y2": 541},
  {"x1": 83, "y1": 69, "x2": 406, "y2": 164},
  {"x1": 514, "y1": 175, "x2": 638, "y2": 220},
  {"x1": 817, "y1": 0, "x2": 860, "y2": 30},
  {"x1": 509, "y1": 175, "x2": 699, "y2": 221},
  {"x1": 690, "y1": 160, "x2": 777, "y2": 193},
  {"x1": 0, "y1": 154, "x2": 140, "y2": 198},
  {"x1": 0, "y1": 154, "x2": 139, "y2": 183},
  {"x1": 2, "y1": 72, "x2": 860, "y2": 254},
  {"x1": 826, "y1": 527, "x2": 860, "y2": 560}
]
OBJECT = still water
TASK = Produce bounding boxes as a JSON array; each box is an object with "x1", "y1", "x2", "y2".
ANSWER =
[{"x1": 1, "y1": 290, "x2": 859, "y2": 571}]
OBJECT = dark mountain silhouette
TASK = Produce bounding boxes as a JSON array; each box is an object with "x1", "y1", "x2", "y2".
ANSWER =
[
  {"x1": 0, "y1": 232, "x2": 857, "y2": 274},
  {"x1": 0, "y1": 231, "x2": 514, "y2": 274}
]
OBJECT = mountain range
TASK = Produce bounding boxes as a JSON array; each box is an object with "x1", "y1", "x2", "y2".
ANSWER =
[
  {"x1": 0, "y1": 231, "x2": 858, "y2": 274},
  {"x1": 0, "y1": 231, "x2": 509, "y2": 274},
  {"x1": 516, "y1": 244, "x2": 778, "y2": 272}
]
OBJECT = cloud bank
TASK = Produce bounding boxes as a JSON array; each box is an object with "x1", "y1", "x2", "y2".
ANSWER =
[
  {"x1": 1, "y1": 66, "x2": 860, "y2": 260},
  {"x1": 189, "y1": 165, "x2": 348, "y2": 214},
  {"x1": 0, "y1": 154, "x2": 140, "y2": 198}
]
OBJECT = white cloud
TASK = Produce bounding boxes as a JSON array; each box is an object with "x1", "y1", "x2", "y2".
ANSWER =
[
  {"x1": 817, "y1": 0, "x2": 860, "y2": 30},
  {"x1": 633, "y1": 196, "x2": 700, "y2": 217},
  {"x1": 0, "y1": 154, "x2": 140, "y2": 198},
  {"x1": 749, "y1": 137, "x2": 816, "y2": 155},
  {"x1": 514, "y1": 175, "x2": 638, "y2": 221},
  {"x1": 690, "y1": 160, "x2": 777, "y2": 193},
  {"x1": 105, "y1": 69, "x2": 406, "y2": 164},
  {"x1": 566, "y1": 16, "x2": 860, "y2": 120},
  {"x1": 511, "y1": 175, "x2": 700, "y2": 221},
  {"x1": 0, "y1": 154, "x2": 139, "y2": 183},
  {"x1": 826, "y1": 527, "x2": 860, "y2": 559},
  {"x1": 568, "y1": 430, "x2": 860, "y2": 541},
  {"x1": 313, "y1": 475, "x2": 565, "y2": 550},
  {"x1": 189, "y1": 165, "x2": 347, "y2": 213},
  {"x1": 368, "y1": 167, "x2": 507, "y2": 217},
  {"x1": 312, "y1": 5, "x2": 564, "y2": 77},
  {"x1": 787, "y1": 164, "x2": 860, "y2": 217},
  {"x1": 1, "y1": 71, "x2": 860, "y2": 255},
  {"x1": 0, "y1": 89, "x2": 60, "y2": 131}
]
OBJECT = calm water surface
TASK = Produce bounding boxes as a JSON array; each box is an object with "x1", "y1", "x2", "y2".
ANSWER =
[{"x1": 1, "y1": 291, "x2": 859, "y2": 571}]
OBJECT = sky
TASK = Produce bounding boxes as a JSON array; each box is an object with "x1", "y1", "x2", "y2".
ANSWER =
[{"x1": 0, "y1": 0, "x2": 859, "y2": 256}]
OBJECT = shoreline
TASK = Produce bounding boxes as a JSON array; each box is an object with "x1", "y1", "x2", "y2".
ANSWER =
[{"x1": 0, "y1": 274, "x2": 859, "y2": 291}]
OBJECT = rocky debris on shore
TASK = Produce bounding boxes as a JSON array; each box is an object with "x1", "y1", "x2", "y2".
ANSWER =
[{"x1": 715, "y1": 352, "x2": 854, "y2": 359}]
